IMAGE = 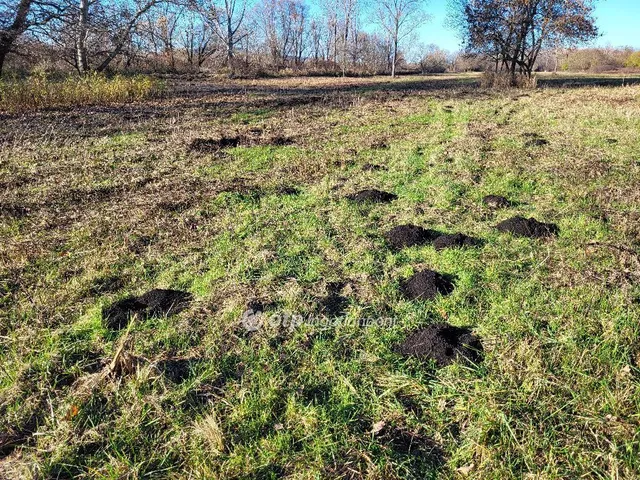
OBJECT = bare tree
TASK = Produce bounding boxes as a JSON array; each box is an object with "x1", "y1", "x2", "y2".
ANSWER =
[
  {"x1": 449, "y1": 0, "x2": 599, "y2": 81},
  {"x1": 47, "y1": 0, "x2": 168, "y2": 74},
  {"x1": 372, "y1": 0, "x2": 429, "y2": 77},
  {"x1": 319, "y1": 0, "x2": 358, "y2": 74},
  {"x1": 139, "y1": 3, "x2": 184, "y2": 71},
  {"x1": 197, "y1": 0, "x2": 248, "y2": 73},
  {"x1": 181, "y1": 10, "x2": 219, "y2": 68},
  {"x1": 337, "y1": 0, "x2": 357, "y2": 76},
  {"x1": 259, "y1": 0, "x2": 307, "y2": 68}
]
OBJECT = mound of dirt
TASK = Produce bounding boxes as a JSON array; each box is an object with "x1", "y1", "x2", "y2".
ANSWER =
[
  {"x1": 370, "y1": 140, "x2": 389, "y2": 149},
  {"x1": 482, "y1": 195, "x2": 511, "y2": 209},
  {"x1": 397, "y1": 323, "x2": 483, "y2": 367},
  {"x1": 385, "y1": 225, "x2": 441, "y2": 250},
  {"x1": 156, "y1": 357, "x2": 202, "y2": 384},
  {"x1": 102, "y1": 297, "x2": 148, "y2": 330},
  {"x1": 346, "y1": 189, "x2": 397, "y2": 204},
  {"x1": 496, "y1": 216, "x2": 559, "y2": 238},
  {"x1": 433, "y1": 233, "x2": 480, "y2": 251},
  {"x1": 102, "y1": 289, "x2": 192, "y2": 330},
  {"x1": 317, "y1": 293, "x2": 349, "y2": 317},
  {"x1": 157, "y1": 200, "x2": 192, "y2": 213},
  {"x1": 401, "y1": 270, "x2": 454, "y2": 301},
  {"x1": 189, "y1": 137, "x2": 240, "y2": 153},
  {"x1": 189, "y1": 135, "x2": 294, "y2": 153},
  {"x1": 526, "y1": 138, "x2": 549, "y2": 147},
  {"x1": 275, "y1": 186, "x2": 300, "y2": 195},
  {"x1": 0, "y1": 203, "x2": 31, "y2": 219},
  {"x1": 362, "y1": 163, "x2": 387, "y2": 172},
  {"x1": 269, "y1": 135, "x2": 294, "y2": 146},
  {"x1": 138, "y1": 289, "x2": 193, "y2": 317}
]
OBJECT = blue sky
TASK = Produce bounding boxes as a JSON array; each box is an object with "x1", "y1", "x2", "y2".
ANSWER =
[{"x1": 417, "y1": 0, "x2": 640, "y2": 52}]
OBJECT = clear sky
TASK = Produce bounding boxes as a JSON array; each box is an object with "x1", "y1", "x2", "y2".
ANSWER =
[{"x1": 417, "y1": 0, "x2": 640, "y2": 52}]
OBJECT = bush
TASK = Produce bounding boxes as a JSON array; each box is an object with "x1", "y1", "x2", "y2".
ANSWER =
[
  {"x1": 625, "y1": 51, "x2": 640, "y2": 69},
  {"x1": 0, "y1": 73, "x2": 163, "y2": 113},
  {"x1": 481, "y1": 71, "x2": 538, "y2": 89}
]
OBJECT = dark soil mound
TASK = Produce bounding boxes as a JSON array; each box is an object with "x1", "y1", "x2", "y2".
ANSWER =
[
  {"x1": 189, "y1": 137, "x2": 240, "y2": 153},
  {"x1": 102, "y1": 297, "x2": 148, "y2": 330},
  {"x1": 102, "y1": 289, "x2": 192, "y2": 330},
  {"x1": 401, "y1": 270, "x2": 454, "y2": 301},
  {"x1": 0, "y1": 203, "x2": 31, "y2": 219},
  {"x1": 156, "y1": 358, "x2": 202, "y2": 383},
  {"x1": 496, "y1": 216, "x2": 559, "y2": 238},
  {"x1": 370, "y1": 140, "x2": 389, "y2": 149},
  {"x1": 246, "y1": 299, "x2": 275, "y2": 313},
  {"x1": 268, "y1": 135, "x2": 294, "y2": 146},
  {"x1": 275, "y1": 186, "x2": 300, "y2": 195},
  {"x1": 482, "y1": 195, "x2": 511, "y2": 209},
  {"x1": 525, "y1": 138, "x2": 549, "y2": 147},
  {"x1": 362, "y1": 163, "x2": 387, "y2": 172},
  {"x1": 385, "y1": 225, "x2": 441, "y2": 250},
  {"x1": 397, "y1": 323, "x2": 483, "y2": 367},
  {"x1": 137, "y1": 289, "x2": 193, "y2": 317},
  {"x1": 317, "y1": 293, "x2": 349, "y2": 318},
  {"x1": 157, "y1": 200, "x2": 192, "y2": 213},
  {"x1": 433, "y1": 233, "x2": 480, "y2": 251},
  {"x1": 346, "y1": 189, "x2": 397, "y2": 204}
]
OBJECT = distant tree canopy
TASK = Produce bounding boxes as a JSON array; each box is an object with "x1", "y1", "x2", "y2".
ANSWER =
[
  {"x1": 449, "y1": 0, "x2": 599, "y2": 79},
  {"x1": 3, "y1": 0, "x2": 636, "y2": 79}
]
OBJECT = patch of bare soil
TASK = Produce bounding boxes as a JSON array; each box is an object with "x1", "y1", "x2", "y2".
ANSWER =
[
  {"x1": 274, "y1": 185, "x2": 300, "y2": 195},
  {"x1": 188, "y1": 134, "x2": 295, "y2": 153},
  {"x1": 102, "y1": 289, "x2": 192, "y2": 330},
  {"x1": 346, "y1": 189, "x2": 397, "y2": 204},
  {"x1": 433, "y1": 233, "x2": 480, "y2": 251},
  {"x1": 0, "y1": 203, "x2": 31, "y2": 219},
  {"x1": 156, "y1": 357, "x2": 203, "y2": 384},
  {"x1": 361, "y1": 163, "x2": 388, "y2": 172},
  {"x1": 376, "y1": 424, "x2": 445, "y2": 466},
  {"x1": 385, "y1": 225, "x2": 441, "y2": 250},
  {"x1": 369, "y1": 139, "x2": 389, "y2": 150},
  {"x1": 496, "y1": 216, "x2": 559, "y2": 238},
  {"x1": 482, "y1": 195, "x2": 511, "y2": 209},
  {"x1": 401, "y1": 270, "x2": 454, "y2": 301},
  {"x1": 189, "y1": 137, "x2": 240, "y2": 152},
  {"x1": 397, "y1": 323, "x2": 483, "y2": 367},
  {"x1": 523, "y1": 133, "x2": 549, "y2": 147},
  {"x1": 317, "y1": 293, "x2": 349, "y2": 318}
]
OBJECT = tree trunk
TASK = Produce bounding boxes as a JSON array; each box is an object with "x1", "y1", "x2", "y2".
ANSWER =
[
  {"x1": 226, "y1": 14, "x2": 234, "y2": 76},
  {"x1": 76, "y1": 0, "x2": 89, "y2": 74},
  {"x1": 0, "y1": 47, "x2": 7, "y2": 77},
  {"x1": 227, "y1": 37, "x2": 234, "y2": 75},
  {"x1": 391, "y1": 40, "x2": 397, "y2": 78},
  {"x1": 0, "y1": 0, "x2": 34, "y2": 77}
]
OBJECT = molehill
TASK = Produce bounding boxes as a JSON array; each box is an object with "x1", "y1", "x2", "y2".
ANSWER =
[
  {"x1": 401, "y1": 270, "x2": 454, "y2": 301},
  {"x1": 397, "y1": 323, "x2": 483, "y2": 367},
  {"x1": 496, "y1": 216, "x2": 559, "y2": 238},
  {"x1": 103, "y1": 289, "x2": 192, "y2": 330}
]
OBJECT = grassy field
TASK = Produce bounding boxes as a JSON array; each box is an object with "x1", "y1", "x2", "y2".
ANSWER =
[{"x1": 1, "y1": 73, "x2": 639, "y2": 479}]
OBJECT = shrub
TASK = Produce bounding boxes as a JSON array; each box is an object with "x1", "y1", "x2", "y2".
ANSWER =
[
  {"x1": 481, "y1": 71, "x2": 538, "y2": 89},
  {"x1": 0, "y1": 73, "x2": 163, "y2": 113},
  {"x1": 624, "y1": 51, "x2": 640, "y2": 69}
]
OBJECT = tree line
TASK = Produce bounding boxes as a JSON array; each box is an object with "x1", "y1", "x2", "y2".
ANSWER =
[
  {"x1": 0, "y1": 0, "x2": 628, "y2": 80},
  {"x1": 0, "y1": 0, "x2": 433, "y2": 77}
]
